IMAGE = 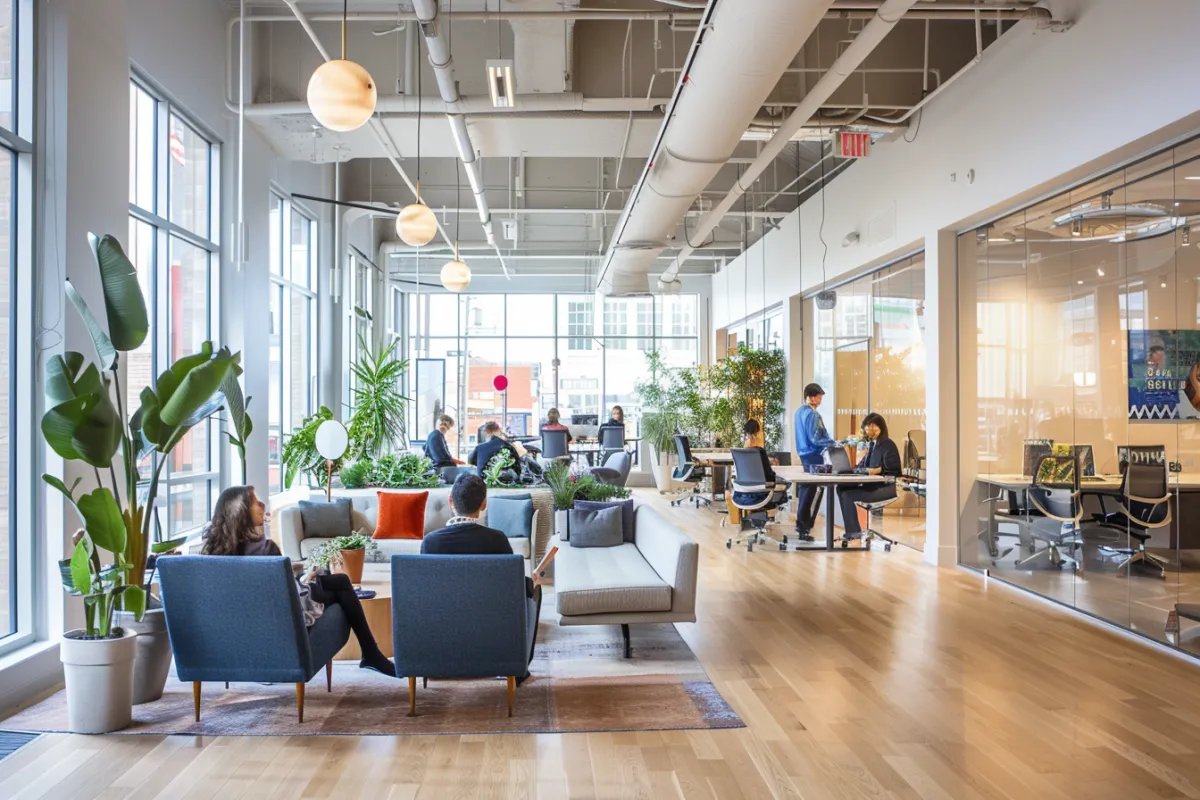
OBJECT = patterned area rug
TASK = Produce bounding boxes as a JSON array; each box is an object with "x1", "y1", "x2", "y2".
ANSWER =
[{"x1": 2, "y1": 618, "x2": 742, "y2": 737}]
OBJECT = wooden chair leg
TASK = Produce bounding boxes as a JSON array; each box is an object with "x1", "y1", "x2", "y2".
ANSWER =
[
  {"x1": 326, "y1": 660, "x2": 333, "y2": 693},
  {"x1": 407, "y1": 676, "x2": 417, "y2": 717},
  {"x1": 193, "y1": 682, "x2": 201, "y2": 722},
  {"x1": 507, "y1": 675, "x2": 516, "y2": 717},
  {"x1": 423, "y1": 677, "x2": 427, "y2": 688},
  {"x1": 295, "y1": 682, "x2": 305, "y2": 723}
]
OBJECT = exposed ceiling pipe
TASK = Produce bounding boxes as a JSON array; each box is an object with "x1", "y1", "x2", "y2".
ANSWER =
[
  {"x1": 661, "y1": 0, "x2": 924, "y2": 283},
  {"x1": 596, "y1": 0, "x2": 836, "y2": 295},
  {"x1": 411, "y1": 0, "x2": 509, "y2": 279},
  {"x1": 236, "y1": 93, "x2": 661, "y2": 118}
]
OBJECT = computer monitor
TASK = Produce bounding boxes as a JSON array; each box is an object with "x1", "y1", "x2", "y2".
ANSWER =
[
  {"x1": 1022, "y1": 439, "x2": 1053, "y2": 478},
  {"x1": 825, "y1": 446, "x2": 853, "y2": 474},
  {"x1": 570, "y1": 413, "x2": 598, "y2": 426}
]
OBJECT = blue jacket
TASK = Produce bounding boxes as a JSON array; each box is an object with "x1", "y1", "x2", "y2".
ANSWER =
[
  {"x1": 424, "y1": 429, "x2": 456, "y2": 468},
  {"x1": 794, "y1": 405, "x2": 835, "y2": 464}
]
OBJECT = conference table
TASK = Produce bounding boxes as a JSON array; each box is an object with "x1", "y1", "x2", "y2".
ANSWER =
[{"x1": 773, "y1": 465, "x2": 895, "y2": 552}]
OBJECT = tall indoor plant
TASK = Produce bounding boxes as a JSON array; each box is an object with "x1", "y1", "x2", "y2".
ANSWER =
[
  {"x1": 346, "y1": 334, "x2": 409, "y2": 460},
  {"x1": 43, "y1": 233, "x2": 239, "y2": 708},
  {"x1": 635, "y1": 351, "x2": 689, "y2": 491}
]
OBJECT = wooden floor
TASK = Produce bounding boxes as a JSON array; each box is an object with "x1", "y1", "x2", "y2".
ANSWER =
[{"x1": 5, "y1": 490, "x2": 1200, "y2": 799}]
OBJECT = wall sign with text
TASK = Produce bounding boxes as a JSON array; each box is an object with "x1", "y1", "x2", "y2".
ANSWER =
[{"x1": 1128, "y1": 329, "x2": 1200, "y2": 421}]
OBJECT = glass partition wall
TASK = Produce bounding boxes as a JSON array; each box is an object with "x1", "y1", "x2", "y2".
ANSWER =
[
  {"x1": 813, "y1": 255, "x2": 928, "y2": 549},
  {"x1": 958, "y1": 137, "x2": 1200, "y2": 654}
]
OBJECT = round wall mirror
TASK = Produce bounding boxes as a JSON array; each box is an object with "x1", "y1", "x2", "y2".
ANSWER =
[{"x1": 314, "y1": 419, "x2": 349, "y2": 461}]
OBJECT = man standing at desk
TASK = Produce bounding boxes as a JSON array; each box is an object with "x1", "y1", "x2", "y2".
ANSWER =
[{"x1": 793, "y1": 383, "x2": 836, "y2": 541}]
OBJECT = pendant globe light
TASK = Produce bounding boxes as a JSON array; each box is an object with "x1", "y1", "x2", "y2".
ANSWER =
[
  {"x1": 441, "y1": 160, "x2": 471, "y2": 292},
  {"x1": 396, "y1": 30, "x2": 437, "y2": 246},
  {"x1": 307, "y1": 0, "x2": 377, "y2": 132}
]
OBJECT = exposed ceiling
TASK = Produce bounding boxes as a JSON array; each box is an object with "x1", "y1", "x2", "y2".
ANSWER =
[{"x1": 243, "y1": 1, "x2": 1043, "y2": 286}]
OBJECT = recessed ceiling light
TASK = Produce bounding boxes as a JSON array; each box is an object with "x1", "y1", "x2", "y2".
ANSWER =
[{"x1": 1097, "y1": 268, "x2": 1105, "y2": 276}]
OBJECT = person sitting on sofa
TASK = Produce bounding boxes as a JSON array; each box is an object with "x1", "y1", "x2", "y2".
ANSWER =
[
  {"x1": 468, "y1": 421, "x2": 522, "y2": 479},
  {"x1": 200, "y1": 485, "x2": 396, "y2": 677},
  {"x1": 422, "y1": 473, "x2": 542, "y2": 678}
]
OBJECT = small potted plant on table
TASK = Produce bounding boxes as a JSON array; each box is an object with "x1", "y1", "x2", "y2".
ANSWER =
[{"x1": 310, "y1": 532, "x2": 374, "y2": 586}]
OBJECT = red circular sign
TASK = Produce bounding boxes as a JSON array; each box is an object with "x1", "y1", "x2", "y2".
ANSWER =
[{"x1": 493, "y1": 374, "x2": 509, "y2": 392}]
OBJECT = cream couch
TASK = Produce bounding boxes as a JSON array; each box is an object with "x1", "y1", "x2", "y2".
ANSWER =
[
  {"x1": 553, "y1": 503, "x2": 699, "y2": 657},
  {"x1": 275, "y1": 487, "x2": 554, "y2": 563}
]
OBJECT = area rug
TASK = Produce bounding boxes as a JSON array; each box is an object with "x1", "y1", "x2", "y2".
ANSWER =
[{"x1": 1, "y1": 618, "x2": 742, "y2": 737}]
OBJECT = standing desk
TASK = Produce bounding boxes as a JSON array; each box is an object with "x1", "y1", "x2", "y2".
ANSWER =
[{"x1": 773, "y1": 466, "x2": 894, "y2": 551}]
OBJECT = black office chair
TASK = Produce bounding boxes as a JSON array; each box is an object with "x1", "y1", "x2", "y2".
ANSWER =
[
  {"x1": 727, "y1": 448, "x2": 788, "y2": 551},
  {"x1": 1017, "y1": 455, "x2": 1083, "y2": 571},
  {"x1": 670, "y1": 435, "x2": 711, "y2": 507},
  {"x1": 540, "y1": 429, "x2": 570, "y2": 463},
  {"x1": 599, "y1": 425, "x2": 625, "y2": 463},
  {"x1": 1095, "y1": 462, "x2": 1171, "y2": 579}
]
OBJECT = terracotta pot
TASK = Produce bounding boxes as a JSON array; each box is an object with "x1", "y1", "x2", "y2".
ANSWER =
[{"x1": 336, "y1": 547, "x2": 365, "y2": 585}]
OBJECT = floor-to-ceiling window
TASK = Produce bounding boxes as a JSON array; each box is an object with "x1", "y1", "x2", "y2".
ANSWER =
[
  {"x1": 341, "y1": 250, "x2": 376, "y2": 413},
  {"x1": 267, "y1": 193, "x2": 318, "y2": 494},
  {"x1": 407, "y1": 292, "x2": 700, "y2": 459},
  {"x1": 0, "y1": 0, "x2": 33, "y2": 654},
  {"x1": 128, "y1": 76, "x2": 220, "y2": 538}
]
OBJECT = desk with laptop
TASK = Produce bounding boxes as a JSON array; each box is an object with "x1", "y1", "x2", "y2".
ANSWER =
[{"x1": 774, "y1": 444, "x2": 894, "y2": 552}]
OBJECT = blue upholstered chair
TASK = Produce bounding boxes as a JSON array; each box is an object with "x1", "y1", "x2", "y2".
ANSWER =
[
  {"x1": 391, "y1": 554, "x2": 536, "y2": 717},
  {"x1": 158, "y1": 555, "x2": 351, "y2": 723}
]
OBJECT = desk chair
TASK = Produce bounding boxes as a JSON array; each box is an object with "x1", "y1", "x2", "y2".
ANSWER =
[
  {"x1": 540, "y1": 429, "x2": 570, "y2": 466},
  {"x1": 670, "y1": 435, "x2": 711, "y2": 507},
  {"x1": 727, "y1": 448, "x2": 789, "y2": 551},
  {"x1": 844, "y1": 495, "x2": 901, "y2": 551},
  {"x1": 599, "y1": 424, "x2": 625, "y2": 463},
  {"x1": 1017, "y1": 455, "x2": 1084, "y2": 571},
  {"x1": 1095, "y1": 462, "x2": 1171, "y2": 578}
]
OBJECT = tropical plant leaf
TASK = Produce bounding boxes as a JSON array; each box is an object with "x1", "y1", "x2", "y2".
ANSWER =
[
  {"x1": 88, "y1": 233, "x2": 149, "y2": 353},
  {"x1": 64, "y1": 280, "x2": 118, "y2": 371},
  {"x1": 42, "y1": 474, "x2": 82, "y2": 505},
  {"x1": 76, "y1": 487, "x2": 127, "y2": 555},
  {"x1": 70, "y1": 536, "x2": 94, "y2": 596},
  {"x1": 45, "y1": 352, "x2": 91, "y2": 407},
  {"x1": 282, "y1": 406, "x2": 336, "y2": 488},
  {"x1": 41, "y1": 394, "x2": 123, "y2": 468},
  {"x1": 151, "y1": 536, "x2": 187, "y2": 554},
  {"x1": 218, "y1": 356, "x2": 249, "y2": 440},
  {"x1": 114, "y1": 584, "x2": 147, "y2": 620},
  {"x1": 346, "y1": 336, "x2": 409, "y2": 460},
  {"x1": 159, "y1": 345, "x2": 236, "y2": 426}
]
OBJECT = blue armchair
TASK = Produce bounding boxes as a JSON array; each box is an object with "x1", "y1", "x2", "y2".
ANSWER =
[
  {"x1": 158, "y1": 555, "x2": 351, "y2": 723},
  {"x1": 391, "y1": 554, "x2": 535, "y2": 717}
]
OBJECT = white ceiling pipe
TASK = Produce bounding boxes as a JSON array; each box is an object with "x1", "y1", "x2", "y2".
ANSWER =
[
  {"x1": 411, "y1": 0, "x2": 508, "y2": 279},
  {"x1": 660, "y1": 0, "x2": 924, "y2": 283},
  {"x1": 238, "y1": 94, "x2": 662, "y2": 117},
  {"x1": 358, "y1": 205, "x2": 788, "y2": 218},
  {"x1": 596, "y1": 0, "x2": 836, "y2": 295}
]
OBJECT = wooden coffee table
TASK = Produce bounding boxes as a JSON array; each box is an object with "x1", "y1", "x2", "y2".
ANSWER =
[{"x1": 333, "y1": 563, "x2": 392, "y2": 661}]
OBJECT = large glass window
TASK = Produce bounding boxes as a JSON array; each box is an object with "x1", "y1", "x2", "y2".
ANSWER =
[
  {"x1": 268, "y1": 194, "x2": 318, "y2": 495},
  {"x1": 957, "y1": 137, "x2": 1200, "y2": 657},
  {"x1": 406, "y1": 293, "x2": 700, "y2": 459},
  {"x1": 0, "y1": 0, "x2": 32, "y2": 653},
  {"x1": 128, "y1": 76, "x2": 220, "y2": 539}
]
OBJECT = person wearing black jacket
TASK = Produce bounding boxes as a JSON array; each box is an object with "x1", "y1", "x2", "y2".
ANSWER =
[
  {"x1": 424, "y1": 414, "x2": 464, "y2": 469},
  {"x1": 421, "y1": 474, "x2": 541, "y2": 677},
  {"x1": 468, "y1": 421, "x2": 522, "y2": 477},
  {"x1": 836, "y1": 413, "x2": 901, "y2": 539}
]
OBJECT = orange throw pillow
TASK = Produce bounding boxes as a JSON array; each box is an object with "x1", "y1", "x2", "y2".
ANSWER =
[{"x1": 373, "y1": 491, "x2": 428, "y2": 540}]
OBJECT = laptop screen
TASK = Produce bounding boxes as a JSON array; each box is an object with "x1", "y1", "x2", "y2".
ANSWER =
[{"x1": 826, "y1": 446, "x2": 853, "y2": 474}]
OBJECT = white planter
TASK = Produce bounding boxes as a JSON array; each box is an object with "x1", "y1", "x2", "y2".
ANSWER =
[
  {"x1": 114, "y1": 606, "x2": 173, "y2": 705},
  {"x1": 60, "y1": 628, "x2": 138, "y2": 733},
  {"x1": 553, "y1": 508, "x2": 571, "y2": 541}
]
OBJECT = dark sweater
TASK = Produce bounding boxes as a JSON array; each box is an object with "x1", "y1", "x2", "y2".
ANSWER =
[
  {"x1": 469, "y1": 436, "x2": 521, "y2": 471},
  {"x1": 421, "y1": 522, "x2": 534, "y2": 597},
  {"x1": 424, "y1": 429, "x2": 456, "y2": 469},
  {"x1": 857, "y1": 436, "x2": 902, "y2": 477}
]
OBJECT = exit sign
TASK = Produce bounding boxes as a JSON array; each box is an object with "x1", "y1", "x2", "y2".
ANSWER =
[{"x1": 835, "y1": 131, "x2": 872, "y2": 159}]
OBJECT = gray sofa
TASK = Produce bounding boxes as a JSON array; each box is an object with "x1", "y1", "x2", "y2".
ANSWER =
[
  {"x1": 553, "y1": 503, "x2": 699, "y2": 657},
  {"x1": 275, "y1": 487, "x2": 554, "y2": 564}
]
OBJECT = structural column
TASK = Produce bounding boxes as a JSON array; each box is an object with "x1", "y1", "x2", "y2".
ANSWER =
[{"x1": 923, "y1": 228, "x2": 960, "y2": 566}]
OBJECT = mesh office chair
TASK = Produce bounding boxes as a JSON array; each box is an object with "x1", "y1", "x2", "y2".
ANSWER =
[
  {"x1": 540, "y1": 429, "x2": 570, "y2": 466},
  {"x1": 1096, "y1": 462, "x2": 1171, "y2": 578},
  {"x1": 1017, "y1": 455, "x2": 1084, "y2": 571},
  {"x1": 727, "y1": 448, "x2": 788, "y2": 551},
  {"x1": 845, "y1": 495, "x2": 900, "y2": 551},
  {"x1": 670, "y1": 435, "x2": 711, "y2": 507}
]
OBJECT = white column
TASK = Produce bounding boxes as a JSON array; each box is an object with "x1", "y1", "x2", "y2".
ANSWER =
[{"x1": 924, "y1": 228, "x2": 960, "y2": 566}]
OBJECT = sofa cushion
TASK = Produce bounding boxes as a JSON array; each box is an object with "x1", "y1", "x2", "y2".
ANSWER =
[
  {"x1": 298, "y1": 499, "x2": 353, "y2": 539},
  {"x1": 374, "y1": 491, "x2": 428, "y2": 539},
  {"x1": 573, "y1": 498, "x2": 634, "y2": 543},
  {"x1": 569, "y1": 506, "x2": 623, "y2": 548},
  {"x1": 554, "y1": 543, "x2": 672, "y2": 616},
  {"x1": 487, "y1": 496, "x2": 534, "y2": 540}
]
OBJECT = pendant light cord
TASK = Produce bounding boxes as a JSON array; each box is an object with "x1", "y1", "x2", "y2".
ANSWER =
[
  {"x1": 342, "y1": 0, "x2": 348, "y2": 60},
  {"x1": 416, "y1": 22, "x2": 422, "y2": 203}
]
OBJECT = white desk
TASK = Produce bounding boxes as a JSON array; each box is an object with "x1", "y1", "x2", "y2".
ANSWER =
[{"x1": 773, "y1": 466, "x2": 895, "y2": 551}]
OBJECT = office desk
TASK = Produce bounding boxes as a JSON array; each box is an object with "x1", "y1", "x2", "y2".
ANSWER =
[{"x1": 773, "y1": 466, "x2": 895, "y2": 551}]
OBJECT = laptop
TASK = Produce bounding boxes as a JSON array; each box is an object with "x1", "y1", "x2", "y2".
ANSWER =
[{"x1": 825, "y1": 446, "x2": 854, "y2": 474}]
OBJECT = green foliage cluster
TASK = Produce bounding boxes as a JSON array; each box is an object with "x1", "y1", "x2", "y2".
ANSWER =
[
  {"x1": 308, "y1": 531, "x2": 377, "y2": 571},
  {"x1": 346, "y1": 336, "x2": 409, "y2": 461},
  {"x1": 281, "y1": 406, "x2": 337, "y2": 489},
  {"x1": 543, "y1": 462, "x2": 631, "y2": 509},
  {"x1": 337, "y1": 453, "x2": 442, "y2": 489},
  {"x1": 483, "y1": 448, "x2": 517, "y2": 488}
]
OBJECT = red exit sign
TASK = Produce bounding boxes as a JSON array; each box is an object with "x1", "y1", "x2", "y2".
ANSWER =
[{"x1": 835, "y1": 131, "x2": 871, "y2": 159}]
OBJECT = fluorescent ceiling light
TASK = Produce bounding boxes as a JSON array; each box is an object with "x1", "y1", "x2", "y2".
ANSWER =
[
  {"x1": 1185, "y1": 176, "x2": 1200, "y2": 181},
  {"x1": 486, "y1": 60, "x2": 515, "y2": 108}
]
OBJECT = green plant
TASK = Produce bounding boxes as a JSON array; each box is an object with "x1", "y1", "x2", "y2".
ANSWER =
[
  {"x1": 635, "y1": 352, "x2": 687, "y2": 460},
  {"x1": 370, "y1": 453, "x2": 441, "y2": 488},
  {"x1": 544, "y1": 462, "x2": 578, "y2": 509},
  {"x1": 219, "y1": 363, "x2": 253, "y2": 484},
  {"x1": 42, "y1": 233, "x2": 236, "y2": 612},
  {"x1": 309, "y1": 531, "x2": 377, "y2": 571},
  {"x1": 281, "y1": 406, "x2": 336, "y2": 489},
  {"x1": 339, "y1": 459, "x2": 373, "y2": 489},
  {"x1": 714, "y1": 346, "x2": 788, "y2": 450},
  {"x1": 483, "y1": 448, "x2": 516, "y2": 488},
  {"x1": 347, "y1": 336, "x2": 409, "y2": 461},
  {"x1": 577, "y1": 479, "x2": 632, "y2": 503}
]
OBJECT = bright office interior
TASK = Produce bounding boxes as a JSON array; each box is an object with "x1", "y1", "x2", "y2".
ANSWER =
[{"x1": 5, "y1": 0, "x2": 1200, "y2": 795}]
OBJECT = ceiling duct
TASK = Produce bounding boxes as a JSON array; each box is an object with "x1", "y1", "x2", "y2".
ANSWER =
[{"x1": 596, "y1": 0, "x2": 837, "y2": 295}]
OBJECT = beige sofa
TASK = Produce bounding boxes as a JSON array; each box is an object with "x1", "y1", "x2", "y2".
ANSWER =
[
  {"x1": 553, "y1": 503, "x2": 699, "y2": 657},
  {"x1": 275, "y1": 487, "x2": 554, "y2": 563}
]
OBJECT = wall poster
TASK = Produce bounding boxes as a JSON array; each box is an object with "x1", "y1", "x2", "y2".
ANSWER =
[{"x1": 1128, "y1": 329, "x2": 1200, "y2": 420}]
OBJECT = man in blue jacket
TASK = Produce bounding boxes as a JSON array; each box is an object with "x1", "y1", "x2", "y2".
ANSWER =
[{"x1": 793, "y1": 383, "x2": 836, "y2": 540}]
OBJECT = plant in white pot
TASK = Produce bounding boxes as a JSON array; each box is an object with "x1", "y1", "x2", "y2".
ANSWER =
[
  {"x1": 43, "y1": 233, "x2": 239, "y2": 707},
  {"x1": 634, "y1": 351, "x2": 688, "y2": 492}
]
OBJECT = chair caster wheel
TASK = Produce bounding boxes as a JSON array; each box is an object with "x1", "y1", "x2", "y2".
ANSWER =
[
  {"x1": 782, "y1": 535, "x2": 788, "y2": 544},
  {"x1": 726, "y1": 540, "x2": 732, "y2": 549},
  {"x1": 884, "y1": 543, "x2": 892, "y2": 552},
  {"x1": 840, "y1": 540, "x2": 849, "y2": 549},
  {"x1": 779, "y1": 543, "x2": 787, "y2": 551}
]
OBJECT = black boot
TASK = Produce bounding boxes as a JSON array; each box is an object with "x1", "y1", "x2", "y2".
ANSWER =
[{"x1": 359, "y1": 649, "x2": 396, "y2": 677}]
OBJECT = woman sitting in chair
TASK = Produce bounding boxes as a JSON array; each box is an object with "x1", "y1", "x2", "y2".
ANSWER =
[
  {"x1": 730, "y1": 420, "x2": 786, "y2": 509},
  {"x1": 836, "y1": 413, "x2": 902, "y2": 540},
  {"x1": 540, "y1": 407, "x2": 573, "y2": 442},
  {"x1": 200, "y1": 486, "x2": 396, "y2": 677}
]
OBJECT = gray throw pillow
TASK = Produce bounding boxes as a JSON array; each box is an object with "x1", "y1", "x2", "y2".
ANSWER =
[
  {"x1": 298, "y1": 498, "x2": 353, "y2": 539},
  {"x1": 569, "y1": 505, "x2": 623, "y2": 548},
  {"x1": 573, "y1": 499, "x2": 635, "y2": 543},
  {"x1": 487, "y1": 496, "x2": 534, "y2": 540}
]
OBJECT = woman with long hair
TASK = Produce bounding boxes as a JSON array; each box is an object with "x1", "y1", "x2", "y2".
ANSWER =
[
  {"x1": 201, "y1": 486, "x2": 395, "y2": 676},
  {"x1": 835, "y1": 413, "x2": 902, "y2": 541}
]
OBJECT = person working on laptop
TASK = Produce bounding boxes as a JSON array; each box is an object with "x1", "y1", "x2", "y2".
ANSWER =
[
  {"x1": 836, "y1": 413, "x2": 901, "y2": 540},
  {"x1": 793, "y1": 383, "x2": 836, "y2": 542},
  {"x1": 540, "y1": 408, "x2": 573, "y2": 442}
]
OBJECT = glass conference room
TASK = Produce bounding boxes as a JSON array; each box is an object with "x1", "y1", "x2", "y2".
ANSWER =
[{"x1": 957, "y1": 136, "x2": 1200, "y2": 654}]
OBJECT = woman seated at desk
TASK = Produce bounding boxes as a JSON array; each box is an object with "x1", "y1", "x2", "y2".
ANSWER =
[
  {"x1": 728, "y1": 420, "x2": 786, "y2": 518},
  {"x1": 836, "y1": 413, "x2": 902, "y2": 539},
  {"x1": 540, "y1": 407, "x2": 573, "y2": 442}
]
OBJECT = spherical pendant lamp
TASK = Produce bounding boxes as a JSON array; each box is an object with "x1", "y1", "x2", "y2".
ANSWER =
[
  {"x1": 307, "y1": 59, "x2": 377, "y2": 132},
  {"x1": 440, "y1": 258, "x2": 472, "y2": 292},
  {"x1": 396, "y1": 201, "x2": 437, "y2": 246}
]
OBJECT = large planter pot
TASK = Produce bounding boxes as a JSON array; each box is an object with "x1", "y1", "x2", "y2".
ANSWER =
[
  {"x1": 114, "y1": 603, "x2": 173, "y2": 705},
  {"x1": 651, "y1": 461, "x2": 675, "y2": 493},
  {"x1": 336, "y1": 547, "x2": 366, "y2": 585},
  {"x1": 59, "y1": 627, "x2": 138, "y2": 733},
  {"x1": 553, "y1": 507, "x2": 571, "y2": 541}
]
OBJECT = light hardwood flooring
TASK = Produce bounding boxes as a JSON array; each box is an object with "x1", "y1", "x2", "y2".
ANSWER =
[{"x1": 5, "y1": 490, "x2": 1200, "y2": 798}]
